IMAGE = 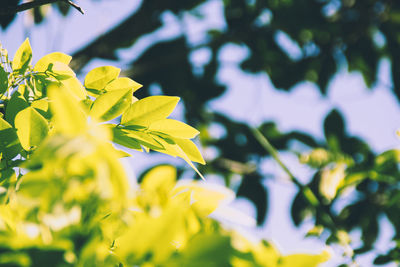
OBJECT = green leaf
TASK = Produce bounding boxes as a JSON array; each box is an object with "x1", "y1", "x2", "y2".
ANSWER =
[
  {"x1": 172, "y1": 137, "x2": 205, "y2": 165},
  {"x1": 84, "y1": 66, "x2": 120, "y2": 92},
  {"x1": 89, "y1": 88, "x2": 132, "y2": 121},
  {"x1": 14, "y1": 107, "x2": 49, "y2": 151},
  {"x1": 105, "y1": 77, "x2": 142, "y2": 93},
  {"x1": 121, "y1": 96, "x2": 180, "y2": 126},
  {"x1": 122, "y1": 128, "x2": 164, "y2": 149},
  {"x1": 111, "y1": 127, "x2": 142, "y2": 151},
  {"x1": 149, "y1": 119, "x2": 199, "y2": 139},
  {"x1": 0, "y1": 65, "x2": 8, "y2": 95},
  {"x1": 33, "y1": 52, "x2": 72, "y2": 72},
  {"x1": 12, "y1": 38, "x2": 32, "y2": 74},
  {"x1": 5, "y1": 91, "x2": 29, "y2": 126},
  {"x1": 47, "y1": 62, "x2": 75, "y2": 80},
  {"x1": 0, "y1": 117, "x2": 21, "y2": 160}
]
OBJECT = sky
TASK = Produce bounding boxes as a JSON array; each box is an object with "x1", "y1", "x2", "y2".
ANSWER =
[{"x1": 1, "y1": 0, "x2": 400, "y2": 266}]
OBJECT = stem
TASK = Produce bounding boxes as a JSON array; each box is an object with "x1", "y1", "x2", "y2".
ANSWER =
[
  {"x1": 250, "y1": 126, "x2": 338, "y2": 227},
  {"x1": 0, "y1": 0, "x2": 84, "y2": 16}
]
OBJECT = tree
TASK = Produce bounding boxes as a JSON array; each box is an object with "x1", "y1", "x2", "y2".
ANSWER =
[{"x1": 2, "y1": 0, "x2": 400, "y2": 265}]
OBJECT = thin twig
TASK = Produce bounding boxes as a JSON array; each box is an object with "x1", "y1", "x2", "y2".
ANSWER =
[
  {"x1": 250, "y1": 126, "x2": 343, "y2": 229},
  {"x1": 0, "y1": 0, "x2": 84, "y2": 16}
]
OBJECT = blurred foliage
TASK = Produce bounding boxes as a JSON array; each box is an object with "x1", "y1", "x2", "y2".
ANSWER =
[
  {"x1": 0, "y1": 40, "x2": 330, "y2": 266},
  {"x1": 3, "y1": 0, "x2": 400, "y2": 265}
]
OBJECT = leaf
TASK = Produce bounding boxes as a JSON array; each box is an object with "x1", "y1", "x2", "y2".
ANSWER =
[
  {"x1": 0, "y1": 65, "x2": 8, "y2": 95},
  {"x1": 31, "y1": 99, "x2": 49, "y2": 119},
  {"x1": 116, "y1": 202, "x2": 185, "y2": 264},
  {"x1": 319, "y1": 163, "x2": 346, "y2": 201},
  {"x1": 178, "y1": 234, "x2": 232, "y2": 266},
  {"x1": 121, "y1": 96, "x2": 180, "y2": 126},
  {"x1": 12, "y1": 38, "x2": 32, "y2": 74},
  {"x1": 84, "y1": 66, "x2": 120, "y2": 91},
  {"x1": 122, "y1": 128, "x2": 164, "y2": 149},
  {"x1": 48, "y1": 84, "x2": 87, "y2": 135},
  {"x1": 278, "y1": 251, "x2": 330, "y2": 267},
  {"x1": 0, "y1": 117, "x2": 21, "y2": 160},
  {"x1": 5, "y1": 91, "x2": 29, "y2": 126},
  {"x1": 89, "y1": 88, "x2": 132, "y2": 121},
  {"x1": 141, "y1": 165, "x2": 177, "y2": 194},
  {"x1": 14, "y1": 107, "x2": 48, "y2": 151},
  {"x1": 172, "y1": 137, "x2": 205, "y2": 164},
  {"x1": 149, "y1": 119, "x2": 199, "y2": 139},
  {"x1": 60, "y1": 76, "x2": 87, "y2": 100},
  {"x1": 33, "y1": 52, "x2": 72, "y2": 72},
  {"x1": 105, "y1": 77, "x2": 142, "y2": 93},
  {"x1": 152, "y1": 135, "x2": 204, "y2": 179},
  {"x1": 47, "y1": 61, "x2": 75, "y2": 80},
  {"x1": 111, "y1": 127, "x2": 142, "y2": 151}
]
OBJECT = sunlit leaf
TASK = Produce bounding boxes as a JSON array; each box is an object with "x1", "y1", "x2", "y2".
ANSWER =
[
  {"x1": 171, "y1": 137, "x2": 205, "y2": 164},
  {"x1": 60, "y1": 76, "x2": 87, "y2": 100},
  {"x1": 141, "y1": 165, "x2": 176, "y2": 195},
  {"x1": 116, "y1": 202, "x2": 185, "y2": 264},
  {"x1": 48, "y1": 84, "x2": 87, "y2": 135},
  {"x1": 89, "y1": 88, "x2": 132, "y2": 121},
  {"x1": 121, "y1": 96, "x2": 180, "y2": 126},
  {"x1": 149, "y1": 119, "x2": 199, "y2": 139},
  {"x1": 319, "y1": 163, "x2": 346, "y2": 201},
  {"x1": 152, "y1": 135, "x2": 204, "y2": 179},
  {"x1": 123, "y1": 129, "x2": 164, "y2": 149},
  {"x1": 15, "y1": 107, "x2": 49, "y2": 151},
  {"x1": 105, "y1": 77, "x2": 142, "y2": 93},
  {"x1": 278, "y1": 250, "x2": 330, "y2": 267},
  {"x1": 12, "y1": 38, "x2": 32, "y2": 74},
  {"x1": 84, "y1": 66, "x2": 120, "y2": 92},
  {"x1": 47, "y1": 61, "x2": 75, "y2": 80},
  {"x1": 33, "y1": 52, "x2": 72, "y2": 72}
]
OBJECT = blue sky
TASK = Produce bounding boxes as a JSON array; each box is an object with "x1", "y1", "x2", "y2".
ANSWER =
[{"x1": 2, "y1": 1, "x2": 400, "y2": 265}]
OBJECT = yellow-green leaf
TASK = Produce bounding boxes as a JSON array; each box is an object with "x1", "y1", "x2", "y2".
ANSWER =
[
  {"x1": 84, "y1": 66, "x2": 120, "y2": 91},
  {"x1": 173, "y1": 137, "x2": 205, "y2": 165},
  {"x1": 89, "y1": 88, "x2": 132, "y2": 121},
  {"x1": 123, "y1": 129, "x2": 164, "y2": 149},
  {"x1": 105, "y1": 77, "x2": 142, "y2": 93},
  {"x1": 48, "y1": 84, "x2": 87, "y2": 135},
  {"x1": 121, "y1": 96, "x2": 180, "y2": 126},
  {"x1": 34, "y1": 52, "x2": 72, "y2": 72},
  {"x1": 61, "y1": 76, "x2": 87, "y2": 100},
  {"x1": 141, "y1": 165, "x2": 177, "y2": 195},
  {"x1": 15, "y1": 107, "x2": 48, "y2": 151},
  {"x1": 47, "y1": 61, "x2": 75, "y2": 80},
  {"x1": 278, "y1": 251, "x2": 330, "y2": 267},
  {"x1": 12, "y1": 38, "x2": 32, "y2": 74},
  {"x1": 149, "y1": 119, "x2": 199, "y2": 139},
  {"x1": 152, "y1": 135, "x2": 204, "y2": 179}
]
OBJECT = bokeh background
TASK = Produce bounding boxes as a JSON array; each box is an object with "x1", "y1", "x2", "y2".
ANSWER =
[{"x1": 2, "y1": 0, "x2": 400, "y2": 266}]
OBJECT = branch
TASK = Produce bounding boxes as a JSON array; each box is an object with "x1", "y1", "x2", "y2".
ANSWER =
[{"x1": 0, "y1": 0, "x2": 84, "y2": 16}]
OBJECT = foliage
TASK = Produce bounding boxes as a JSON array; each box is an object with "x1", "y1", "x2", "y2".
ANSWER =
[
  {"x1": 0, "y1": 40, "x2": 329, "y2": 266},
  {"x1": 3, "y1": 0, "x2": 400, "y2": 265}
]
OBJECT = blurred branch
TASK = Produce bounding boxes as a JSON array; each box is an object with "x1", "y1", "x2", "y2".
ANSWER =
[{"x1": 0, "y1": 0, "x2": 84, "y2": 15}]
